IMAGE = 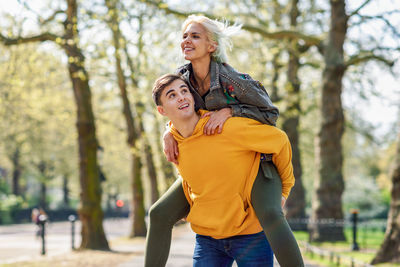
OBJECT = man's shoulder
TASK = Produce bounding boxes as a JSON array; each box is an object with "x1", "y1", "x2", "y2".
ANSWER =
[{"x1": 224, "y1": 116, "x2": 263, "y2": 131}]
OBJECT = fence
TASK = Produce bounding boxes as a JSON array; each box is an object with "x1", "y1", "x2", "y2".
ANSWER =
[
  {"x1": 302, "y1": 241, "x2": 374, "y2": 267},
  {"x1": 0, "y1": 207, "x2": 129, "y2": 225},
  {"x1": 288, "y1": 216, "x2": 387, "y2": 266}
]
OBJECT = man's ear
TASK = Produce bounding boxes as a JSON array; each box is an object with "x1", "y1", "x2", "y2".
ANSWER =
[{"x1": 157, "y1": 105, "x2": 166, "y2": 116}]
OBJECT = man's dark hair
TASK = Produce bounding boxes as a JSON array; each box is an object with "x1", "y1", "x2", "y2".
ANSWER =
[{"x1": 152, "y1": 74, "x2": 187, "y2": 106}]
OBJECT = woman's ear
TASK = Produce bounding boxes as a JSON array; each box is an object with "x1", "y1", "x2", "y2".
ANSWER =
[{"x1": 208, "y1": 42, "x2": 217, "y2": 53}]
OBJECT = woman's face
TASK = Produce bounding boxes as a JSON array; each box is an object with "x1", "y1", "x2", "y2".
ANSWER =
[{"x1": 181, "y1": 23, "x2": 216, "y2": 62}]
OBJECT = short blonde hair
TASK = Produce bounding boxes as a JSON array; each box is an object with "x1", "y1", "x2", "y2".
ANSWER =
[{"x1": 182, "y1": 15, "x2": 242, "y2": 63}]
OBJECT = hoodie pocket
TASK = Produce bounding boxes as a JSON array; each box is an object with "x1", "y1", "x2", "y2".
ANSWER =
[{"x1": 186, "y1": 194, "x2": 248, "y2": 237}]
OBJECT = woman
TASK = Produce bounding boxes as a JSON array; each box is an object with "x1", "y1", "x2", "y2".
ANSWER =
[{"x1": 145, "y1": 15, "x2": 304, "y2": 267}]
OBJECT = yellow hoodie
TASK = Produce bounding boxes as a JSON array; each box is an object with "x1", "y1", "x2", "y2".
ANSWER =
[{"x1": 170, "y1": 110, "x2": 294, "y2": 239}]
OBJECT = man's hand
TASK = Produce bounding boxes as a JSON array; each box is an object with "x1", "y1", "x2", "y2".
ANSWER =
[
  {"x1": 201, "y1": 108, "x2": 232, "y2": 135},
  {"x1": 163, "y1": 130, "x2": 179, "y2": 164}
]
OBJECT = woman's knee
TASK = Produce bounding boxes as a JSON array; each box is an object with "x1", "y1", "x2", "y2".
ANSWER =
[
  {"x1": 149, "y1": 203, "x2": 170, "y2": 224},
  {"x1": 255, "y1": 205, "x2": 284, "y2": 225}
]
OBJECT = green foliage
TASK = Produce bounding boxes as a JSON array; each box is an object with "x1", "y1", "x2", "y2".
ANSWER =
[{"x1": 0, "y1": 194, "x2": 25, "y2": 224}]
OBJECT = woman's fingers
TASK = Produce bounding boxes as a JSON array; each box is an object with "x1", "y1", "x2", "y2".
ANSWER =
[{"x1": 201, "y1": 112, "x2": 213, "y2": 118}]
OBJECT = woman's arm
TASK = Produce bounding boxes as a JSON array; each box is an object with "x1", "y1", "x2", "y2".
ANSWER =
[
  {"x1": 201, "y1": 108, "x2": 232, "y2": 135},
  {"x1": 163, "y1": 129, "x2": 179, "y2": 164},
  {"x1": 220, "y1": 68, "x2": 279, "y2": 126}
]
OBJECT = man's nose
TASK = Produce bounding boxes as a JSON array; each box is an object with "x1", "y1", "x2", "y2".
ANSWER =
[{"x1": 177, "y1": 93, "x2": 184, "y2": 101}]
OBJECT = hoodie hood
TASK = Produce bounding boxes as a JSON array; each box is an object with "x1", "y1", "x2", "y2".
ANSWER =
[{"x1": 170, "y1": 110, "x2": 210, "y2": 143}]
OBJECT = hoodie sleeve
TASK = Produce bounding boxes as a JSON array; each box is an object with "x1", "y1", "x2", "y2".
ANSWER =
[{"x1": 228, "y1": 118, "x2": 295, "y2": 198}]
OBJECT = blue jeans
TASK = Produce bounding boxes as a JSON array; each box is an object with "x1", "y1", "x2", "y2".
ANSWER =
[{"x1": 193, "y1": 232, "x2": 273, "y2": 267}]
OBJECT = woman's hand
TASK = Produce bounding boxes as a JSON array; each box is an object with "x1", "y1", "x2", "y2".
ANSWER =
[
  {"x1": 281, "y1": 196, "x2": 287, "y2": 208},
  {"x1": 163, "y1": 130, "x2": 179, "y2": 164},
  {"x1": 201, "y1": 108, "x2": 232, "y2": 135}
]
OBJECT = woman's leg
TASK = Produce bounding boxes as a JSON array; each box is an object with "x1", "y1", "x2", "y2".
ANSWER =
[
  {"x1": 144, "y1": 178, "x2": 190, "y2": 267},
  {"x1": 251, "y1": 162, "x2": 304, "y2": 267}
]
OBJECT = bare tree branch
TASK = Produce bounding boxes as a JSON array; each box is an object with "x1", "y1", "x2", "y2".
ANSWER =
[
  {"x1": 348, "y1": 0, "x2": 373, "y2": 17},
  {"x1": 345, "y1": 53, "x2": 395, "y2": 68},
  {"x1": 40, "y1": 10, "x2": 65, "y2": 25},
  {"x1": 141, "y1": 0, "x2": 323, "y2": 48},
  {"x1": 0, "y1": 33, "x2": 59, "y2": 46},
  {"x1": 351, "y1": 14, "x2": 400, "y2": 38}
]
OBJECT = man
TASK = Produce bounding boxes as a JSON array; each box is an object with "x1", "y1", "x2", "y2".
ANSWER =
[{"x1": 152, "y1": 74, "x2": 295, "y2": 266}]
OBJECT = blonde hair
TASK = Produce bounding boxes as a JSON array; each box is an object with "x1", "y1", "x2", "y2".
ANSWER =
[{"x1": 182, "y1": 15, "x2": 242, "y2": 63}]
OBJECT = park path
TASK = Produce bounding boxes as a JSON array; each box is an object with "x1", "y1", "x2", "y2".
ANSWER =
[
  {"x1": 0, "y1": 218, "x2": 320, "y2": 266},
  {"x1": 119, "y1": 223, "x2": 321, "y2": 267},
  {"x1": 0, "y1": 218, "x2": 130, "y2": 265}
]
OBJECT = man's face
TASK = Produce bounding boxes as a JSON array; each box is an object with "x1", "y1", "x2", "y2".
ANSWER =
[{"x1": 157, "y1": 79, "x2": 196, "y2": 120}]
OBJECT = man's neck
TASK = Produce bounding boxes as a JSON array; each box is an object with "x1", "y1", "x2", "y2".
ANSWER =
[{"x1": 172, "y1": 112, "x2": 201, "y2": 138}]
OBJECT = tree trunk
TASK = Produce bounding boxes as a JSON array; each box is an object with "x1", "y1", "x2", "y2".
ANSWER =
[
  {"x1": 309, "y1": 0, "x2": 348, "y2": 242},
  {"x1": 269, "y1": 0, "x2": 283, "y2": 103},
  {"x1": 65, "y1": 0, "x2": 109, "y2": 250},
  {"x1": 282, "y1": 0, "x2": 306, "y2": 226},
  {"x1": 62, "y1": 175, "x2": 70, "y2": 207},
  {"x1": 130, "y1": 153, "x2": 147, "y2": 237},
  {"x1": 105, "y1": 0, "x2": 147, "y2": 236},
  {"x1": 144, "y1": 140, "x2": 160, "y2": 204},
  {"x1": 37, "y1": 161, "x2": 48, "y2": 210},
  {"x1": 39, "y1": 182, "x2": 47, "y2": 210},
  {"x1": 11, "y1": 147, "x2": 21, "y2": 196},
  {"x1": 371, "y1": 131, "x2": 400, "y2": 264},
  {"x1": 121, "y1": 16, "x2": 160, "y2": 203}
]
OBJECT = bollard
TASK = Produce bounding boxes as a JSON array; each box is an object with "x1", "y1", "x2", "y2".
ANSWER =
[
  {"x1": 38, "y1": 214, "x2": 47, "y2": 255},
  {"x1": 68, "y1": 215, "x2": 76, "y2": 250},
  {"x1": 351, "y1": 209, "x2": 360, "y2": 251}
]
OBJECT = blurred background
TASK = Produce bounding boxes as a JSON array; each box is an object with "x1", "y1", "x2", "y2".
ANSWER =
[{"x1": 0, "y1": 0, "x2": 399, "y2": 265}]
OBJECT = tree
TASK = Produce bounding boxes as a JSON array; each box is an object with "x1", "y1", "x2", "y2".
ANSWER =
[
  {"x1": 309, "y1": 0, "x2": 398, "y2": 241},
  {"x1": 1, "y1": 0, "x2": 109, "y2": 249},
  {"x1": 104, "y1": 0, "x2": 147, "y2": 236},
  {"x1": 308, "y1": 0, "x2": 348, "y2": 241},
  {"x1": 372, "y1": 124, "x2": 400, "y2": 264},
  {"x1": 279, "y1": 0, "x2": 306, "y2": 222}
]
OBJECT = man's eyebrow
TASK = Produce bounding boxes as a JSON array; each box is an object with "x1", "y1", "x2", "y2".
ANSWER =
[
  {"x1": 165, "y1": 89, "x2": 175, "y2": 96},
  {"x1": 180, "y1": 84, "x2": 188, "y2": 88}
]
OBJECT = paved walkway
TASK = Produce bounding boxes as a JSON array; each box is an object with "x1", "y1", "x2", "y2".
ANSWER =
[
  {"x1": 120, "y1": 223, "x2": 320, "y2": 267},
  {"x1": 0, "y1": 218, "x2": 130, "y2": 264}
]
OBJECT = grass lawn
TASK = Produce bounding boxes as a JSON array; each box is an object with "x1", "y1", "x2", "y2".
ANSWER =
[{"x1": 294, "y1": 228, "x2": 400, "y2": 267}]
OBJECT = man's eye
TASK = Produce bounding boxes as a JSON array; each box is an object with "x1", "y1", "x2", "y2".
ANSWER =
[{"x1": 169, "y1": 93, "x2": 175, "y2": 98}]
